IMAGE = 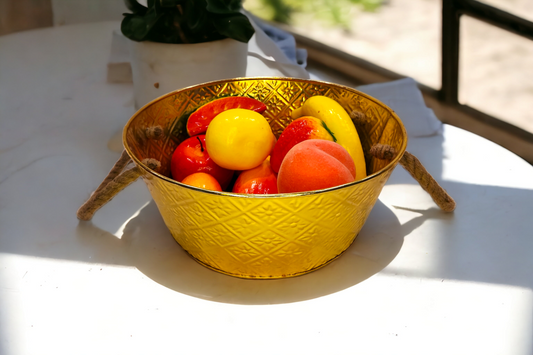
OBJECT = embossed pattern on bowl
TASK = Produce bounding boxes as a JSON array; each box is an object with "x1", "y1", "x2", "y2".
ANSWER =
[{"x1": 123, "y1": 77, "x2": 407, "y2": 279}]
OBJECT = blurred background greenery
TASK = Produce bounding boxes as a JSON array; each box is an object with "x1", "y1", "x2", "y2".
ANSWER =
[{"x1": 244, "y1": 0, "x2": 384, "y2": 30}]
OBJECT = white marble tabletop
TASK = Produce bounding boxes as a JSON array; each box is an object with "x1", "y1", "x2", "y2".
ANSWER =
[{"x1": 1, "y1": 21, "x2": 533, "y2": 355}]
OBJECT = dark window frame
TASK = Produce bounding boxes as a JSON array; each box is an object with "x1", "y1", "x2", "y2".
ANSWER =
[
  {"x1": 441, "y1": 0, "x2": 533, "y2": 144},
  {"x1": 442, "y1": 0, "x2": 533, "y2": 104}
]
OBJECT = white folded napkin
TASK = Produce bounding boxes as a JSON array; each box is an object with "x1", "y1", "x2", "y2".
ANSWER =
[
  {"x1": 245, "y1": 16, "x2": 310, "y2": 79},
  {"x1": 356, "y1": 78, "x2": 443, "y2": 138},
  {"x1": 254, "y1": 20, "x2": 308, "y2": 68}
]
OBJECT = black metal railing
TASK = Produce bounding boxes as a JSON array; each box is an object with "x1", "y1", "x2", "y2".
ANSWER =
[
  {"x1": 440, "y1": 0, "x2": 533, "y2": 145},
  {"x1": 441, "y1": 0, "x2": 533, "y2": 105}
]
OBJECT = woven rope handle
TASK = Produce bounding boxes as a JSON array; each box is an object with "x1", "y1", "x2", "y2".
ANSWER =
[
  {"x1": 370, "y1": 144, "x2": 456, "y2": 212},
  {"x1": 77, "y1": 150, "x2": 161, "y2": 221}
]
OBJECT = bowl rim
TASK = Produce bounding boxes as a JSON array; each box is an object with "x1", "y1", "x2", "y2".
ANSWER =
[{"x1": 123, "y1": 76, "x2": 408, "y2": 198}]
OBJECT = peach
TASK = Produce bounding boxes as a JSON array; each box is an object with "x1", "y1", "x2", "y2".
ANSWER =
[
  {"x1": 232, "y1": 157, "x2": 278, "y2": 194},
  {"x1": 270, "y1": 116, "x2": 335, "y2": 173},
  {"x1": 277, "y1": 140, "x2": 356, "y2": 193},
  {"x1": 182, "y1": 172, "x2": 222, "y2": 192}
]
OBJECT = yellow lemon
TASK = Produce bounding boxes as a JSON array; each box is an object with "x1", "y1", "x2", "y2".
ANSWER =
[{"x1": 205, "y1": 108, "x2": 274, "y2": 170}]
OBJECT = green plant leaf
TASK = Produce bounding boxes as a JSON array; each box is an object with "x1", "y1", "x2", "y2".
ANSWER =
[
  {"x1": 147, "y1": 13, "x2": 183, "y2": 43},
  {"x1": 153, "y1": 0, "x2": 161, "y2": 15},
  {"x1": 123, "y1": 0, "x2": 147, "y2": 15},
  {"x1": 123, "y1": 0, "x2": 254, "y2": 44},
  {"x1": 160, "y1": 0, "x2": 181, "y2": 7},
  {"x1": 121, "y1": 8, "x2": 164, "y2": 41},
  {"x1": 206, "y1": 0, "x2": 243, "y2": 14},
  {"x1": 212, "y1": 12, "x2": 254, "y2": 43},
  {"x1": 184, "y1": 0, "x2": 208, "y2": 31}
]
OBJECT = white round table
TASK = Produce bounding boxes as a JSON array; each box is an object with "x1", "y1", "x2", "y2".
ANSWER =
[{"x1": 1, "y1": 22, "x2": 533, "y2": 355}]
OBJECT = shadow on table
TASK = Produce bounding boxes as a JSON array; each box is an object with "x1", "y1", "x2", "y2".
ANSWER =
[
  {"x1": 76, "y1": 198, "x2": 419, "y2": 305},
  {"x1": 377, "y1": 134, "x2": 533, "y2": 291}
]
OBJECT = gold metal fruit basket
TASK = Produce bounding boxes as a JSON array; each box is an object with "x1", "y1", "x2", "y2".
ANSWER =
[{"x1": 77, "y1": 77, "x2": 455, "y2": 279}]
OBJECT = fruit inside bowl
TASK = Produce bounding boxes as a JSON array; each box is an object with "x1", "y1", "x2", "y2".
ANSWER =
[{"x1": 170, "y1": 93, "x2": 368, "y2": 196}]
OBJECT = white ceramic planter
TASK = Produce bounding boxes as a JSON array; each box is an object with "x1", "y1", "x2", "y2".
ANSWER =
[{"x1": 129, "y1": 38, "x2": 248, "y2": 109}]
